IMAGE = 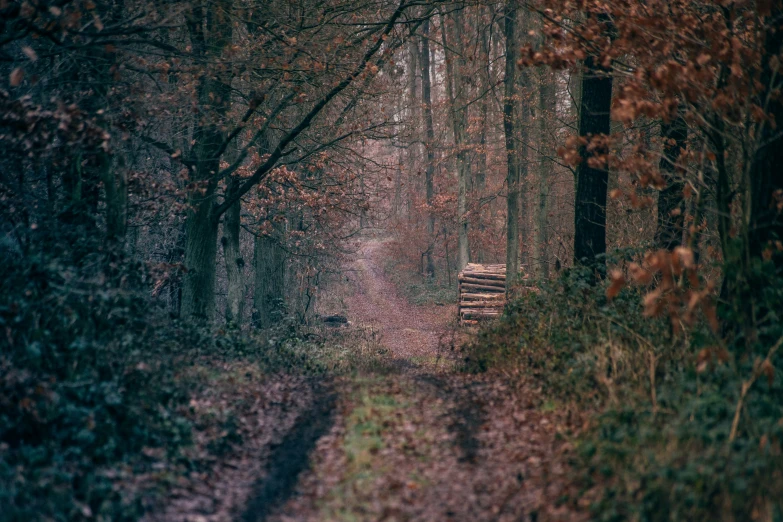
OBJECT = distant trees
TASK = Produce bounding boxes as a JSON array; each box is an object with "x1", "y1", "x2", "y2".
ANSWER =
[
  {"x1": 6, "y1": 0, "x2": 780, "y2": 340},
  {"x1": 2, "y1": 0, "x2": 439, "y2": 326},
  {"x1": 388, "y1": 1, "x2": 569, "y2": 289},
  {"x1": 440, "y1": 6, "x2": 471, "y2": 272}
]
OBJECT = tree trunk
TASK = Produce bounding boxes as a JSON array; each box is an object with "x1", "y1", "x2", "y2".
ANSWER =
[
  {"x1": 441, "y1": 9, "x2": 471, "y2": 272},
  {"x1": 181, "y1": 0, "x2": 233, "y2": 320},
  {"x1": 573, "y1": 12, "x2": 613, "y2": 274},
  {"x1": 474, "y1": 7, "x2": 490, "y2": 263},
  {"x1": 406, "y1": 37, "x2": 419, "y2": 218},
  {"x1": 516, "y1": 33, "x2": 531, "y2": 272},
  {"x1": 503, "y1": 0, "x2": 520, "y2": 292},
  {"x1": 182, "y1": 202, "x2": 220, "y2": 321},
  {"x1": 253, "y1": 220, "x2": 286, "y2": 329},
  {"x1": 748, "y1": 12, "x2": 783, "y2": 267},
  {"x1": 533, "y1": 67, "x2": 555, "y2": 279},
  {"x1": 222, "y1": 174, "x2": 245, "y2": 326},
  {"x1": 394, "y1": 148, "x2": 403, "y2": 217},
  {"x1": 731, "y1": 8, "x2": 783, "y2": 336},
  {"x1": 654, "y1": 110, "x2": 688, "y2": 250},
  {"x1": 102, "y1": 153, "x2": 128, "y2": 243},
  {"x1": 420, "y1": 18, "x2": 436, "y2": 278}
]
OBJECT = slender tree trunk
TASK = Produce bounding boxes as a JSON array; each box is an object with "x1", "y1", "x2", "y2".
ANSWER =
[
  {"x1": 503, "y1": 0, "x2": 520, "y2": 291},
  {"x1": 573, "y1": 12, "x2": 613, "y2": 274},
  {"x1": 359, "y1": 170, "x2": 367, "y2": 229},
  {"x1": 168, "y1": 223, "x2": 186, "y2": 317},
  {"x1": 533, "y1": 67, "x2": 554, "y2": 279},
  {"x1": 517, "y1": 44, "x2": 531, "y2": 272},
  {"x1": 654, "y1": 110, "x2": 687, "y2": 250},
  {"x1": 441, "y1": 9, "x2": 471, "y2": 272},
  {"x1": 420, "y1": 18, "x2": 436, "y2": 278},
  {"x1": 223, "y1": 174, "x2": 245, "y2": 326},
  {"x1": 474, "y1": 7, "x2": 490, "y2": 263},
  {"x1": 406, "y1": 37, "x2": 419, "y2": 218},
  {"x1": 103, "y1": 154, "x2": 128, "y2": 243}
]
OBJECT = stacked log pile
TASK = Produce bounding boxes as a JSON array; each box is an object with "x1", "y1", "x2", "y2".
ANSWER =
[{"x1": 458, "y1": 263, "x2": 506, "y2": 325}]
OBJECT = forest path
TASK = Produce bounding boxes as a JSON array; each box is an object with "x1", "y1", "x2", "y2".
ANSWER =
[
  {"x1": 344, "y1": 239, "x2": 457, "y2": 369},
  {"x1": 259, "y1": 238, "x2": 585, "y2": 522}
]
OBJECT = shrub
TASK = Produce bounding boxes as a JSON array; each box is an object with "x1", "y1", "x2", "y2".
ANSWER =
[
  {"x1": 0, "y1": 242, "x2": 326, "y2": 521},
  {"x1": 464, "y1": 250, "x2": 783, "y2": 520}
]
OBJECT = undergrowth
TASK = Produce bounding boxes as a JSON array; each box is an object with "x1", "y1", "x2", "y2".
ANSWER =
[
  {"x1": 0, "y1": 245, "x2": 343, "y2": 521},
  {"x1": 464, "y1": 250, "x2": 783, "y2": 521},
  {"x1": 382, "y1": 258, "x2": 456, "y2": 306}
]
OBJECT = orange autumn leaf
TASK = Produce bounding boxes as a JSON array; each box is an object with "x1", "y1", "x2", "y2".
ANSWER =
[{"x1": 606, "y1": 270, "x2": 626, "y2": 300}]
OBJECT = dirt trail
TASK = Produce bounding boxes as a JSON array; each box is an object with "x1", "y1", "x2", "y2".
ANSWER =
[
  {"x1": 345, "y1": 240, "x2": 457, "y2": 366},
  {"x1": 264, "y1": 239, "x2": 586, "y2": 522},
  {"x1": 141, "y1": 239, "x2": 584, "y2": 522}
]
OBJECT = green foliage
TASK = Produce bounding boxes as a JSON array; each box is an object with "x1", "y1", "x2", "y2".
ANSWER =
[{"x1": 465, "y1": 251, "x2": 783, "y2": 520}]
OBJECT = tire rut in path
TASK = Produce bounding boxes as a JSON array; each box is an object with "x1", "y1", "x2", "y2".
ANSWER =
[
  {"x1": 241, "y1": 380, "x2": 337, "y2": 522},
  {"x1": 415, "y1": 375, "x2": 486, "y2": 464},
  {"x1": 263, "y1": 239, "x2": 588, "y2": 521}
]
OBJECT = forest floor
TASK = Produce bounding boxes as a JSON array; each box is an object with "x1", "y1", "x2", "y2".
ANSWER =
[{"x1": 150, "y1": 238, "x2": 587, "y2": 522}]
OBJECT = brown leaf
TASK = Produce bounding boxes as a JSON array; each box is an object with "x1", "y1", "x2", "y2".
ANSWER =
[
  {"x1": 629, "y1": 262, "x2": 652, "y2": 285},
  {"x1": 606, "y1": 270, "x2": 626, "y2": 300},
  {"x1": 701, "y1": 300, "x2": 720, "y2": 333},
  {"x1": 643, "y1": 288, "x2": 663, "y2": 318},
  {"x1": 761, "y1": 360, "x2": 775, "y2": 386}
]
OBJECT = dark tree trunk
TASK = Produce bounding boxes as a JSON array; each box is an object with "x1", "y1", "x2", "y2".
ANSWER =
[
  {"x1": 253, "y1": 220, "x2": 286, "y2": 329},
  {"x1": 573, "y1": 13, "x2": 613, "y2": 274},
  {"x1": 181, "y1": 0, "x2": 233, "y2": 320},
  {"x1": 749, "y1": 16, "x2": 783, "y2": 265},
  {"x1": 223, "y1": 174, "x2": 245, "y2": 326},
  {"x1": 103, "y1": 154, "x2": 128, "y2": 243}
]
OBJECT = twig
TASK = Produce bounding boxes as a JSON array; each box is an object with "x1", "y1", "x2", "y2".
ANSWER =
[
  {"x1": 729, "y1": 335, "x2": 783, "y2": 443},
  {"x1": 649, "y1": 352, "x2": 658, "y2": 414}
]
